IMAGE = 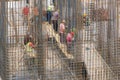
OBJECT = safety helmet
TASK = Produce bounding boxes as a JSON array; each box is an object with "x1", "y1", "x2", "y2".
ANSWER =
[
  {"x1": 62, "y1": 20, "x2": 65, "y2": 23},
  {"x1": 70, "y1": 32, "x2": 74, "y2": 36},
  {"x1": 83, "y1": 13, "x2": 87, "y2": 17}
]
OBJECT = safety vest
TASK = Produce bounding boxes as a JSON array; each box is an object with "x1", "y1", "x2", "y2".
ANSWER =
[
  {"x1": 47, "y1": 6, "x2": 52, "y2": 11},
  {"x1": 26, "y1": 42, "x2": 33, "y2": 52}
]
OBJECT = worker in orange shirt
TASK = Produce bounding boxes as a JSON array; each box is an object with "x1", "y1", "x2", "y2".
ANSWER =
[
  {"x1": 22, "y1": 4, "x2": 29, "y2": 26},
  {"x1": 33, "y1": 6, "x2": 39, "y2": 25}
]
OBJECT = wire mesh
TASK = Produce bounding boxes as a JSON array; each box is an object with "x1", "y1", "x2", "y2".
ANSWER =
[{"x1": 0, "y1": 0, "x2": 120, "y2": 80}]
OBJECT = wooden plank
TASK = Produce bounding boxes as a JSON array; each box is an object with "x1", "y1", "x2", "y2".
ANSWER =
[{"x1": 46, "y1": 24, "x2": 73, "y2": 59}]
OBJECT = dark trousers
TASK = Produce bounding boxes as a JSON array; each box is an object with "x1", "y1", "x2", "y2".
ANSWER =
[
  {"x1": 67, "y1": 43, "x2": 72, "y2": 53},
  {"x1": 23, "y1": 15, "x2": 28, "y2": 26},
  {"x1": 67, "y1": 41, "x2": 75, "y2": 54},
  {"x1": 47, "y1": 11, "x2": 52, "y2": 24},
  {"x1": 60, "y1": 33, "x2": 65, "y2": 43},
  {"x1": 52, "y1": 20, "x2": 58, "y2": 32}
]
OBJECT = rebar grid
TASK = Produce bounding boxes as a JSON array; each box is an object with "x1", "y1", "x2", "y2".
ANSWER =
[{"x1": 0, "y1": 0, "x2": 120, "y2": 80}]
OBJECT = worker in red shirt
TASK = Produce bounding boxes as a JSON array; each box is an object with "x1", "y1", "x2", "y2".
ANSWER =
[{"x1": 22, "y1": 4, "x2": 29, "y2": 26}]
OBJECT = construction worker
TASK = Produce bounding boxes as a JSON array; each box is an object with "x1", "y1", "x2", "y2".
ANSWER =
[
  {"x1": 42, "y1": 10, "x2": 47, "y2": 23},
  {"x1": 83, "y1": 13, "x2": 90, "y2": 26},
  {"x1": 25, "y1": 41, "x2": 35, "y2": 55},
  {"x1": 22, "y1": 4, "x2": 29, "y2": 26},
  {"x1": 24, "y1": 33, "x2": 34, "y2": 45},
  {"x1": 51, "y1": 9, "x2": 59, "y2": 32},
  {"x1": 66, "y1": 31, "x2": 74, "y2": 54},
  {"x1": 70, "y1": 28, "x2": 76, "y2": 51},
  {"x1": 33, "y1": 6, "x2": 39, "y2": 25},
  {"x1": 83, "y1": 13, "x2": 87, "y2": 24},
  {"x1": 25, "y1": 41, "x2": 35, "y2": 53},
  {"x1": 24, "y1": 41, "x2": 36, "y2": 71},
  {"x1": 59, "y1": 20, "x2": 66, "y2": 43},
  {"x1": 24, "y1": 34, "x2": 35, "y2": 54},
  {"x1": 33, "y1": 6, "x2": 39, "y2": 16},
  {"x1": 24, "y1": 34, "x2": 37, "y2": 70},
  {"x1": 46, "y1": 5, "x2": 52, "y2": 24}
]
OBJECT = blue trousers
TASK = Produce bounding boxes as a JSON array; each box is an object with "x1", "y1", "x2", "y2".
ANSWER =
[{"x1": 47, "y1": 11, "x2": 52, "y2": 24}]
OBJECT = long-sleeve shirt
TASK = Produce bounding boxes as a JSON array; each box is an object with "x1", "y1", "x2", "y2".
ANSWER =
[
  {"x1": 51, "y1": 11, "x2": 59, "y2": 20},
  {"x1": 59, "y1": 23, "x2": 65, "y2": 33},
  {"x1": 66, "y1": 33, "x2": 72, "y2": 44}
]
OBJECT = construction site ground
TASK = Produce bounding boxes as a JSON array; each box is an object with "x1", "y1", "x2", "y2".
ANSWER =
[{"x1": 6, "y1": 23, "x2": 118, "y2": 80}]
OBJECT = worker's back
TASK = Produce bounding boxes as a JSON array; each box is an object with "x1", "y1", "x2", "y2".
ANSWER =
[
  {"x1": 22, "y1": 6, "x2": 29, "y2": 16},
  {"x1": 66, "y1": 33, "x2": 72, "y2": 44}
]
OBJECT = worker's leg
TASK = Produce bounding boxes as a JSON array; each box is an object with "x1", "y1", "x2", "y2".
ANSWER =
[
  {"x1": 60, "y1": 33, "x2": 64, "y2": 43},
  {"x1": 60, "y1": 33, "x2": 66, "y2": 44},
  {"x1": 67, "y1": 43, "x2": 72, "y2": 53},
  {"x1": 52, "y1": 20, "x2": 56, "y2": 31},
  {"x1": 24, "y1": 52, "x2": 31, "y2": 70},
  {"x1": 55, "y1": 20, "x2": 58, "y2": 32},
  {"x1": 49, "y1": 11, "x2": 52, "y2": 24},
  {"x1": 23, "y1": 16, "x2": 25, "y2": 25},
  {"x1": 46, "y1": 11, "x2": 49, "y2": 22},
  {"x1": 23, "y1": 16, "x2": 28, "y2": 26},
  {"x1": 47, "y1": 11, "x2": 52, "y2": 24}
]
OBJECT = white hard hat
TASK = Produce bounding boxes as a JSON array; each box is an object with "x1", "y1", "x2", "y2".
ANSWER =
[
  {"x1": 30, "y1": 35, "x2": 32, "y2": 38},
  {"x1": 62, "y1": 20, "x2": 65, "y2": 23}
]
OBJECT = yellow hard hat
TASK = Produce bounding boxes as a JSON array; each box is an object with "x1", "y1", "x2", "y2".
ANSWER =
[{"x1": 83, "y1": 13, "x2": 87, "y2": 17}]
